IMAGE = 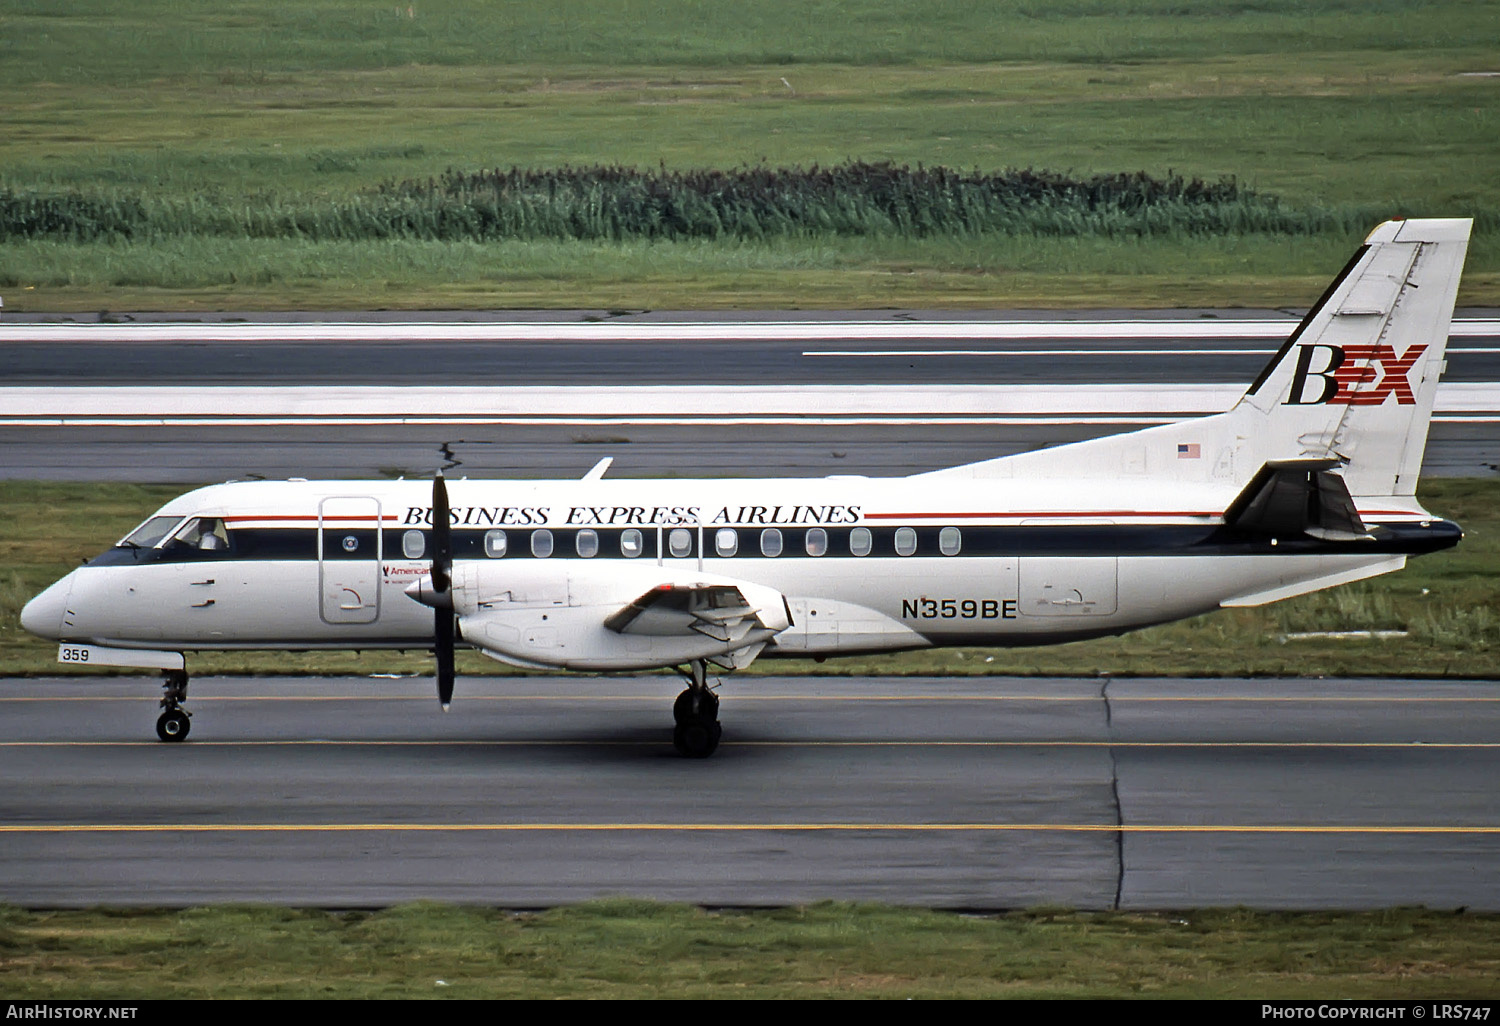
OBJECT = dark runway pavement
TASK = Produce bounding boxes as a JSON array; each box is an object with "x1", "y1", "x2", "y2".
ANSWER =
[{"x1": 3, "y1": 675, "x2": 1496, "y2": 909}]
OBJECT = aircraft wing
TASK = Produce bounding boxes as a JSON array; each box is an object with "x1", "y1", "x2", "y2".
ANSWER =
[
  {"x1": 449, "y1": 563, "x2": 792, "y2": 672},
  {"x1": 604, "y1": 582, "x2": 779, "y2": 641}
]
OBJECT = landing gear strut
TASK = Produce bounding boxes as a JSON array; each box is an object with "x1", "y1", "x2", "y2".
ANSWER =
[
  {"x1": 156, "y1": 670, "x2": 191, "y2": 742},
  {"x1": 672, "y1": 659, "x2": 721, "y2": 758}
]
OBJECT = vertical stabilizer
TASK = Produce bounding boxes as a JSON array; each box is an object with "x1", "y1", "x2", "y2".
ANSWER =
[
  {"x1": 1235, "y1": 218, "x2": 1470, "y2": 496},
  {"x1": 910, "y1": 218, "x2": 1469, "y2": 497}
]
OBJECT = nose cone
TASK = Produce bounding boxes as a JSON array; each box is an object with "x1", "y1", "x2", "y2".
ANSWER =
[{"x1": 20, "y1": 578, "x2": 70, "y2": 640}]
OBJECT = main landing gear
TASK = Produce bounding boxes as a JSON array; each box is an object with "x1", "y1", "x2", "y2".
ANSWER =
[
  {"x1": 156, "y1": 670, "x2": 191, "y2": 742},
  {"x1": 672, "y1": 659, "x2": 722, "y2": 758}
]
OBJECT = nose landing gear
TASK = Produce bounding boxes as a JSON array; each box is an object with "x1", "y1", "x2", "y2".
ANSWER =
[
  {"x1": 672, "y1": 659, "x2": 722, "y2": 758},
  {"x1": 156, "y1": 670, "x2": 191, "y2": 742}
]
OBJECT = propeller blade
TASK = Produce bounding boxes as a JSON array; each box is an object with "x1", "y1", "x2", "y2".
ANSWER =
[
  {"x1": 432, "y1": 472, "x2": 452, "y2": 594},
  {"x1": 432, "y1": 472, "x2": 455, "y2": 710},
  {"x1": 435, "y1": 607, "x2": 455, "y2": 710}
]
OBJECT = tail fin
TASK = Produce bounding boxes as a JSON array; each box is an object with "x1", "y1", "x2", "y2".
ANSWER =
[
  {"x1": 1235, "y1": 217, "x2": 1470, "y2": 496},
  {"x1": 911, "y1": 218, "x2": 1469, "y2": 497}
]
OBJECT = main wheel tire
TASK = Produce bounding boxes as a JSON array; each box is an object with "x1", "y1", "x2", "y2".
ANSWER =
[
  {"x1": 673, "y1": 689, "x2": 719, "y2": 726},
  {"x1": 156, "y1": 709, "x2": 191, "y2": 742},
  {"x1": 673, "y1": 720, "x2": 721, "y2": 758}
]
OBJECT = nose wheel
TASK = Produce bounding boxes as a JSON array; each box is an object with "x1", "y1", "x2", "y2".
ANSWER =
[
  {"x1": 156, "y1": 670, "x2": 191, "y2": 742},
  {"x1": 672, "y1": 660, "x2": 721, "y2": 758}
]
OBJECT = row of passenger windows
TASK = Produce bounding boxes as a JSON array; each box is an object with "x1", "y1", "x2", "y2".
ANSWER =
[{"x1": 399, "y1": 526, "x2": 963, "y2": 559}]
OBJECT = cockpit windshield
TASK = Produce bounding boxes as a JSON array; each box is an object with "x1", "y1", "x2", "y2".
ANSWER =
[
  {"x1": 119, "y1": 516, "x2": 183, "y2": 549},
  {"x1": 95, "y1": 515, "x2": 233, "y2": 566}
]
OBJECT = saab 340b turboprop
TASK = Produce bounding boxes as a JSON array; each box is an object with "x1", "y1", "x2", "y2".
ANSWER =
[{"x1": 21, "y1": 218, "x2": 1470, "y2": 756}]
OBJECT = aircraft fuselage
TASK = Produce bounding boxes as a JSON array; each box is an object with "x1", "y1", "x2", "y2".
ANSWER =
[{"x1": 22, "y1": 475, "x2": 1459, "y2": 663}]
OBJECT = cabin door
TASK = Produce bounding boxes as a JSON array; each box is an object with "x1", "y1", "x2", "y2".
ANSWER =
[{"x1": 318, "y1": 496, "x2": 383, "y2": 624}]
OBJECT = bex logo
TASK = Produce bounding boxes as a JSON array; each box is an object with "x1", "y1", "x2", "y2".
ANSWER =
[{"x1": 1285, "y1": 343, "x2": 1427, "y2": 406}]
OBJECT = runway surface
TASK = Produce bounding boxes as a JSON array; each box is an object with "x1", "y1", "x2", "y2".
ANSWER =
[
  {"x1": 5, "y1": 310, "x2": 1499, "y2": 387},
  {"x1": 3, "y1": 674, "x2": 1497, "y2": 910},
  {"x1": 1, "y1": 310, "x2": 1497, "y2": 480}
]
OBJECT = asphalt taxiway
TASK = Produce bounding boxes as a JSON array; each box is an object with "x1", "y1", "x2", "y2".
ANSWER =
[{"x1": 3, "y1": 674, "x2": 1496, "y2": 909}]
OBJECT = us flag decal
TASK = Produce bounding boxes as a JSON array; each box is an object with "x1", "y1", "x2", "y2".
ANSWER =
[{"x1": 1177, "y1": 443, "x2": 1201, "y2": 459}]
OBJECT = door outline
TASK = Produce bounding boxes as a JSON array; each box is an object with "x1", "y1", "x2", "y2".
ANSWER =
[{"x1": 318, "y1": 496, "x2": 383, "y2": 625}]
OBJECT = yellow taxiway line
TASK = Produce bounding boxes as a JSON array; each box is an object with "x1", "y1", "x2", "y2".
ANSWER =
[
  {"x1": 2, "y1": 693, "x2": 1498, "y2": 703},
  {"x1": 3, "y1": 739, "x2": 1498, "y2": 748},
  {"x1": 2, "y1": 822, "x2": 1497, "y2": 835}
]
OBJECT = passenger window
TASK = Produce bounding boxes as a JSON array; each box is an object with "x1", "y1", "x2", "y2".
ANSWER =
[
  {"x1": 760, "y1": 528, "x2": 783, "y2": 557},
  {"x1": 576, "y1": 529, "x2": 599, "y2": 558},
  {"x1": 715, "y1": 527, "x2": 738, "y2": 557},
  {"x1": 669, "y1": 528, "x2": 693, "y2": 558},
  {"x1": 850, "y1": 527, "x2": 872, "y2": 557},
  {"x1": 939, "y1": 526, "x2": 962, "y2": 556},
  {"x1": 805, "y1": 527, "x2": 828, "y2": 557},
  {"x1": 895, "y1": 527, "x2": 917, "y2": 556},
  {"x1": 531, "y1": 529, "x2": 554, "y2": 558},
  {"x1": 620, "y1": 529, "x2": 643, "y2": 558},
  {"x1": 402, "y1": 529, "x2": 426, "y2": 559},
  {"x1": 484, "y1": 529, "x2": 508, "y2": 558}
]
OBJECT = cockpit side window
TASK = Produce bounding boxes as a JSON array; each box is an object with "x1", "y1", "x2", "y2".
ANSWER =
[
  {"x1": 166, "y1": 517, "x2": 231, "y2": 555},
  {"x1": 120, "y1": 516, "x2": 183, "y2": 549}
]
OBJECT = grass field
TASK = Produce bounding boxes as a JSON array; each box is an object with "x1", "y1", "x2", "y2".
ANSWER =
[
  {"x1": 2, "y1": 1, "x2": 1497, "y2": 309},
  {"x1": 3, "y1": 902, "x2": 1498, "y2": 998},
  {"x1": 3, "y1": 478, "x2": 1496, "y2": 681}
]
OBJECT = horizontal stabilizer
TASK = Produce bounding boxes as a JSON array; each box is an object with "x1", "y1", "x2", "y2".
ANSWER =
[{"x1": 1223, "y1": 460, "x2": 1370, "y2": 541}]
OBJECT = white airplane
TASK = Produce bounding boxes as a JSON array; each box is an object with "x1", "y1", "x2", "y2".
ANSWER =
[{"x1": 21, "y1": 217, "x2": 1470, "y2": 756}]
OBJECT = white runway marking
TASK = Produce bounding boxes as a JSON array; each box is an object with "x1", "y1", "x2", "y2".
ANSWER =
[
  {"x1": 1, "y1": 318, "x2": 1496, "y2": 343},
  {"x1": 2, "y1": 382, "x2": 1497, "y2": 427},
  {"x1": 804, "y1": 346, "x2": 1500, "y2": 358}
]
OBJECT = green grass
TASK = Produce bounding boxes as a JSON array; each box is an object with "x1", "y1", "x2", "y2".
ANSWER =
[
  {"x1": 4, "y1": 479, "x2": 1496, "y2": 680},
  {"x1": 6, "y1": 166, "x2": 1360, "y2": 243},
  {"x1": 6, "y1": 1, "x2": 1494, "y2": 82},
  {"x1": 23, "y1": 230, "x2": 1489, "y2": 312},
  {"x1": 2, "y1": 902, "x2": 1497, "y2": 998},
  {"x1": 1, "y1": 1, "x2": 1497, "y2": 308}
]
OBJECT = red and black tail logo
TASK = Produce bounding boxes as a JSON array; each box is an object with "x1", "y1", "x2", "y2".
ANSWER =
[{"x1": 1285, "y1": 344, "x2": 1427, "y2": 406}]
